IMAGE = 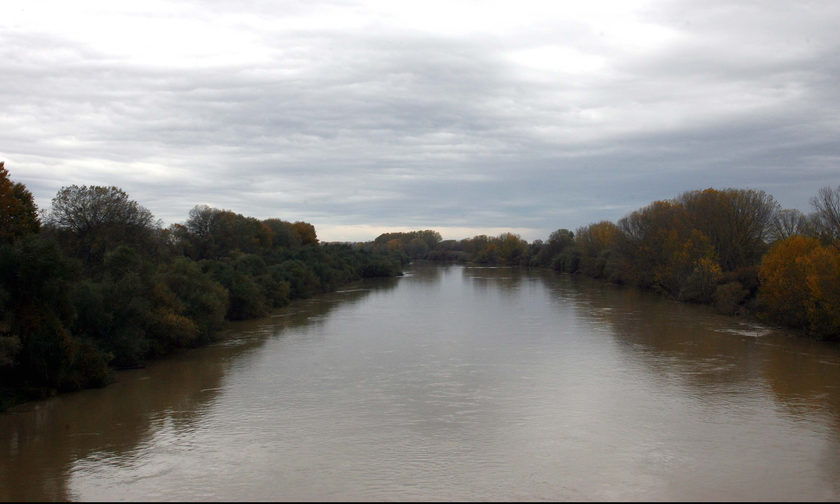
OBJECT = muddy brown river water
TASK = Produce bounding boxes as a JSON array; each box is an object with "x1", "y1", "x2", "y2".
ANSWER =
[{"x1": 2, "y1": 265, "x2": 839, "y2": 501}]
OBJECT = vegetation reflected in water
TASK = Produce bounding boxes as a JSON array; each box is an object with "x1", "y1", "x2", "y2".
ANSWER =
[
  {"x1": 1, "y1": 266, "x2": 839, "y2": 501},
  {"x1": 0, "y1": 279, "x2": 397, "y2": 501}
]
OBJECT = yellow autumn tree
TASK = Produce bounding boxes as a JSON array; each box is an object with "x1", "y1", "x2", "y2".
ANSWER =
[
  {"x1": 803, "y1": 246, "x2": 840, "y2": 338},
  {"x1": 758, "y1": 236, "x2": 819, "y2": 328},
  {"x1": 385, "y1": 238, "x2": 403, "y2": 252},
  {"x1": 758, "y1": 235, "x2": 840, "y2": 339}
]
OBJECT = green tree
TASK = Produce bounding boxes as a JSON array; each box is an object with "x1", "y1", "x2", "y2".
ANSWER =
[
  {"x1": 405, "y1": 237, "x2": 430, "y2": 258},
  {"x1": 153, "y1": 258, "x2": 228, "y2": 340},
  {"x1": 530, "y1": 229, "x2": 576, "y2": 268},
  {"x1": 575, "y1": 221, "x2": 620, "y2": 279},
  {"x1": 183, "y1": 206, "x2": 273, "y2": 260},
  {"x1": 495, "y1": 232, "x2": 529, "y2": 265},
  {"x1": 263, "y1": 218, "x2": 302, "y2": 249},
  {"x1": 45, "y1": 185, "x2": 160, "y2": 265},
  {"x1": 276, "y1": 259, "x2": 321, "y2": 299},
  {"x1": 372, "y1": 230, "x2": 441, "y2": 258},
  {"x1": 200, "y1": 260, "x2": 268, "y2": 320},
  {"x1": 70, "y1": 246, "x2": 155, "y2": 367},
  {"x1": 0, "y1": 235, "x2": 110, "y2": 391}
]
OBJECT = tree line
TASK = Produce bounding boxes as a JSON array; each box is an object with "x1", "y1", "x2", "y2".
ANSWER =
[
  {"x1": 2, "y1": 159, "x2": 839, "y2": 408},
  {"x1": 370, "y1": 186, "x2": 840, "y2": 341},
  {"x1": 0, "y1": 162, "x2": 403, "y2": 409}
]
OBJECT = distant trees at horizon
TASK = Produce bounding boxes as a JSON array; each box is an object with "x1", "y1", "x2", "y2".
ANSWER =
[{"x1": 371, "y1": 184, "x2": 840, "y2": 340}]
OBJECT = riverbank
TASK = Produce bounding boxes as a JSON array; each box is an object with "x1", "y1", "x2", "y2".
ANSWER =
[
  {"x1": 0, "y1": 236, "x2": 405, "y2": 413},
  {"x1": 366, "y1": 187, "x2": 840, "y2": 341},
  {"x1": 1, "y1": 258, "x2": 404, "y2": 413}
]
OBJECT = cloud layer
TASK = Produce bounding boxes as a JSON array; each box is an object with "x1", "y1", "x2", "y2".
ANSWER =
[{"x1": 2, "y1": 0, "x2": 839, "y2": 241}]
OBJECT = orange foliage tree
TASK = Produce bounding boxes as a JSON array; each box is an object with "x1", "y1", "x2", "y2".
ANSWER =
[
  {"x1": 291, "y1": 221, "x2": 318, "y2": 245},
  {"x1": 615, "y1": 200, "x2": 718, "y2": 298},
  {"x1": 803, "y1": 246, "x2": 840, "y2": 338},
  {"x1": 0, "y1": 162, "x2": 40, "y2": 243},
  {"x1": 758, "y1": 235, "x2": 840, "y2": 339}
]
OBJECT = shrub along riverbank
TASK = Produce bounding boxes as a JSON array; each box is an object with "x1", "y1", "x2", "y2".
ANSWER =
[
  {"x1": 367, "y1": 186, "x2": 840, "y2": 341},
  {"x1": 0, "y1": 162, "x2": 404, "y2": 410}
]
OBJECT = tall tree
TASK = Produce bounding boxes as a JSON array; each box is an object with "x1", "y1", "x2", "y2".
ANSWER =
[
  {"x1": 769, "y1": 208, "x2": 808, "y2": 243},
  {"x1": 263, "y1": 218, "x2": 301, "y2": 249},
  {"x1": 615, "y1": 200, "x2": 716, "y2": 296},
  {"x1": 759, "y1": 235, "x2": 840, "y2": 339},
  {"x1": 183, "y1": 205, "x2": 273, "y2": 260},
  {"x1": 45, "y1": 185, "x2": 159, "y2": 264},
  {"x1": 291, "y1": 221, "x2": 318, "y2": 246},
  {"x1": 811, "y1": 185, "x2": 840, "y2": 242},
  {"x1": 0, "y1": 162, "x2": 40, "y2": 243},
  {"x1": 679, "y1": 188, "x2": 777, "y2": 271},
  {"x1": 575, "y1": 221, "x2": 620, "y2": 279}
]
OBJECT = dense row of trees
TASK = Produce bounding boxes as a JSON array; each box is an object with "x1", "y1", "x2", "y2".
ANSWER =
[
  {"x1": 2, "y1": 156, "x2": 839, "y2": 407},
  {"x1": 0, "y1": 162, "x2": 403, "y2": 408},
  {"x1": 373, "y1": 186, "x2": 840, "y2": 340}
]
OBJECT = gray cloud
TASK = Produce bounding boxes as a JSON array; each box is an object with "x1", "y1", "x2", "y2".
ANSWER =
[{"x1": 2, "y1": 0, "x2": 839, "y2": 241}]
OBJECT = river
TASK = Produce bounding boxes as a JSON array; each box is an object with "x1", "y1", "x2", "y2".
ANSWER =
[{"x1": 2, "y1": 264, "x2": 840, "y2": 501}]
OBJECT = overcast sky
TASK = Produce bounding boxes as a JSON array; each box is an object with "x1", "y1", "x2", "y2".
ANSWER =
[{"x1": 2, "y1": 0, "x2": 839, "y2": 242}]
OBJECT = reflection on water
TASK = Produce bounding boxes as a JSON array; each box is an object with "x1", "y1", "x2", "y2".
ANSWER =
[
  {"x1": 1, "y1": 266, "x2": 839, "y2": 501},
  {"x1": 545, "y1": 273, "x2": 840, "y2": 498},
  {"x1": 0, "y1": 279, "x2": 393, "y2": 502}
]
